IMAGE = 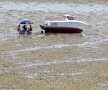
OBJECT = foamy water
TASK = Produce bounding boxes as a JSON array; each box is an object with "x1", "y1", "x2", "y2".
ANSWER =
[
  {"x1": 0, "y1": 2, "x2": 108, "y2": 13},
  {"x1": 19, "y1": 57, "x2": 108, "y2": 68}
]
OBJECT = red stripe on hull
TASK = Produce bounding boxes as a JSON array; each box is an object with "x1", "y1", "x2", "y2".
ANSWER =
[{"x1": 44, "y1": 27, "x2": 83, "y2": 33}]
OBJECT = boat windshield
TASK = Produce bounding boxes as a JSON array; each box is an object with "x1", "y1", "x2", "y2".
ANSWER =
[
  {"x1": 67, "y1": 16, "x2": 75, "y2": 20},
  {"x1": 64, "y1": 15, "x2": 75, "y2": 20}
]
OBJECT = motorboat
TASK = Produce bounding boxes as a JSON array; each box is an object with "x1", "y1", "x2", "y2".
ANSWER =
[{"x1": 40, "y1": 15, "x2": 89, "y2": 33}]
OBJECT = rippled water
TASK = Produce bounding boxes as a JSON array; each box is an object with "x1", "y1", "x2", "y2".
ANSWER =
[{"x1": 0, "y1": 0, "x2": 108, "y2": 89}]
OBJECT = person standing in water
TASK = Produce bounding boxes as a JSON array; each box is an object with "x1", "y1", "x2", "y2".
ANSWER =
[
  {"x1": 27, "y1": 25, "x2": 32, "y2": 34},
  {"x1": 17, "y1": 25, "x2": 21, "y2": 32},
  {"x1": 29, "y1": 25, "x2": 32, "y2": 31},
  {"x1": 22, "y1": 25, "x2": 27, "y2": 34},
  {"x1": 17, "y1": 25, "x2": 23, "y2": 34}
]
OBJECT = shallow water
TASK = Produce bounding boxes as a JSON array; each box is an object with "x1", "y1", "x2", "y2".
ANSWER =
[{"x1": 0, "y1": 0, "x2": 108, "y2": 89}]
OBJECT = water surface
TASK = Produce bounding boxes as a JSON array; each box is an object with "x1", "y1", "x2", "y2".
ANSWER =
[{"x1": 0, "y1": 0, "x2": 108, "y2": 89}]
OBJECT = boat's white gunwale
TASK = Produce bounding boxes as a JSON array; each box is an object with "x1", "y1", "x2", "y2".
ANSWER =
[{"x1": 45, "y1": 20, "x2": 89, "y2": 25}]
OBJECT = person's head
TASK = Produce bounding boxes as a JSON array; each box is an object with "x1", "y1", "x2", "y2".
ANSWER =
[
  {"x1": 18, "y1": 25, "x2": 20, "y2": 27},
  {"x1": 23, "y1": 25, "x2": 26, "y2": 27}
]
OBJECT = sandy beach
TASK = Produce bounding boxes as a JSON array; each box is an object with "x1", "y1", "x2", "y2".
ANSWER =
[{"x1": 0, "y1": 43, "x2": 108, "y2": 90}]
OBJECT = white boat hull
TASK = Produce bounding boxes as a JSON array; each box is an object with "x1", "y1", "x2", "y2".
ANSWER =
[{"x1": 40, "y1": 15, "x2": 89, "y2": 33}]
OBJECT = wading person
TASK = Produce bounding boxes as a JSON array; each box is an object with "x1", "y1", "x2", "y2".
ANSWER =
[
  {"x1": 27, "y1": 25, "x2": 32, "y2": 34},
  {"x1": 17, "y1": 25, "x2": 21, "y2": 32},
  {"x1": 22, "y1": 25, "x2": 27, "y2": 34}
]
